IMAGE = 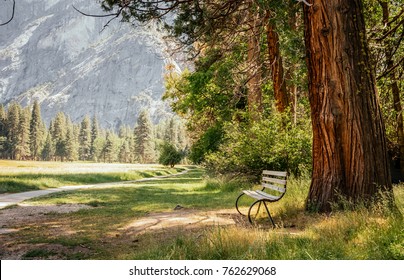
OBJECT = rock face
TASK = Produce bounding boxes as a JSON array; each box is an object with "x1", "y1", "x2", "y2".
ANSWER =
[{"x1": 0, "y1": 0, "x2": 180, "y2": 129}]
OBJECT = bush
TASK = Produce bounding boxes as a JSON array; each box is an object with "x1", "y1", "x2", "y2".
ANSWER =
[{"x1": 158, "y1": 142, "x2": 184, "y2": 167}]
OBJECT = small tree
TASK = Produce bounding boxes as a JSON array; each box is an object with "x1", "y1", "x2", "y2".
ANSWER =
[{"x1": 158, "y1": 142, "x2": 184, "y2": 168}]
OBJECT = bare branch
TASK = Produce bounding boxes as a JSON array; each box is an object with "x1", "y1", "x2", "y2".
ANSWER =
[
  {"x1": 72, "y1": 5, "x2": 122, "y2": 18},
  {"x1": 377, "y1": 56, "x2": 404, "y2": 80},
  {"x1": 0, "y1": 0, "x2": 15, "y2": 26}
]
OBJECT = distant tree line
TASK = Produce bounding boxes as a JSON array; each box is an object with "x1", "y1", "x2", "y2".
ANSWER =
[{"x1": 0, "y1": 101, "x2": 189, "y2": 164}]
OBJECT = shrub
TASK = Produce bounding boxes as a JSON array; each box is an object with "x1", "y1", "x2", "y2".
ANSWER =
[{"x1": 158, "y1": 142, "x2": 184, "y2": 167}]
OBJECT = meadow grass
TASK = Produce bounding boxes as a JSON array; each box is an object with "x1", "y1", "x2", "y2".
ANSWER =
[
  {"x1": 131, "y1": 179, "x2": 403, "y2": 260},
  {"x1": 1, "y1": 165, "x2": 403, "y2": 260},
  {"x1": 0, "y1": 160, "x2": 185, "y2": 193}
]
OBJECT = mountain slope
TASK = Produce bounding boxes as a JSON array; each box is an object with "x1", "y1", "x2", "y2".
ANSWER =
[{"x1": 0, "y1": 0, "x2": 180, "y2": 129}]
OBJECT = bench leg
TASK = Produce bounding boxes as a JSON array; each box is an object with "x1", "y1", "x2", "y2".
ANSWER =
[
  {"x1": 262, "y1": 201, "x2": 276, "y2": 228},
  {"x1": 235, "y1": 192, "x2": 248, "y2": 216},
  {"x1": 248, "y1": 200, "x2": 276, "y2": 228}
]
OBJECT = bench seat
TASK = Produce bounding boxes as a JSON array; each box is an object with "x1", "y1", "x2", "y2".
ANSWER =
[{"x1": 236, "y1": 170, "x2": 287, "y2": 227}]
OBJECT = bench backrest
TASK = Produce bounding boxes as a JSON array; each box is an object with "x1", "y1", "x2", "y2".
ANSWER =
[{"x1": 261, "y1": 170, "x2": 287, "y2": 201}]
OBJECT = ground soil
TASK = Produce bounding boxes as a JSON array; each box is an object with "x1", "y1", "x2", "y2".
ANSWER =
[{"x1": 0, "y1": 203, "x2": 248, "y2": 259}]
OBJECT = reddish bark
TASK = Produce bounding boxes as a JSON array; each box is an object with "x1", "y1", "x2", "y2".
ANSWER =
[
  {"x1": 303, "y1": 0, "x2": 393, "y2": 211},
  {"x1": 265, "y1": 14, "x2": 289, "y2": 113}
]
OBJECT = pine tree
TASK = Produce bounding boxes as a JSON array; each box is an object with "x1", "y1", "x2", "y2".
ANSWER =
[
  {"x1": 29, "y1": 100, "x2": 44, "y2": 160},
  {"x1": 0, "y1": 105, "x2": 7, "y2": 158},
  {"x1": 164, "y1": 117, "x2": 178, "y2": 147},
  {"x1": 65, "y1": 122, "x2": 78, "y2": 161},
  {"x1": 103, "y1": 131, "x2": 115, "y2": 163},
  {"x1": 52, "y1": 112, "x2": 67, "y2": 161},
  {"x1": 134, "y1": 110, "x2": 155, "y2": 163},
  {"x1": 16, "y1": 107, "x2": 31, "y2": 160},
  {"x1": 118, "y1": 139, "x2": 131, "y2": 163},
  {"x1": 90, "y1": 116, "x2": 99, "y2": 161},
  {"x1": 6, "y1": 103, "x2": 21, "y2": 159},
  {"x1": 41, "y1": 132, "x2": 54, "y2": 161},
  {"x1": 79, "y1": 116, "x2": 91, "y2": 161},
  {"x1": 0, "y1": 104, "x2": 6, "y2": 137}
]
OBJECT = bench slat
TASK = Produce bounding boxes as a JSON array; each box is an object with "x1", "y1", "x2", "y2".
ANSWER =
[
  {"x1": 262, "y1": 176, "x2": 287, "y2": 185},
  {"x1": 256, "y1": 190, "x2": 280, "y2": 201},
  {"x1": 262, "y1": 183, "x2": 286, "y2": 193},
  {"x1": 262, "y1": 170, "x2": 287, "y2": 177},
  {"x1": 243, "y1": 190, "x2": 281, "y2": 201},
  {"x1": 243, "y1": 190, "x2": 265, "y2": 200}
]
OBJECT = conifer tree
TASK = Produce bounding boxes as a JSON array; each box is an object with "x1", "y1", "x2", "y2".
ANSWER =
[
  {"x1": 41, "y1": 132, "x2": 54, "y2": 161},
  {"x1": 103, "y1": 131, "x2": 116, "y2": 163},
  {"x1": 0, "y1": 104, "x2": 6, "y2": 137},
  {"x1": 90, "y1": 116, "x2": 99, "y2": 161},
  {"x1": 79, "y1": 116, "x2": 92, "y2": 161},
  {"x1": 118, "y1": 139, "x2": 131, "y2": 163},
  {"x1": 134, "y1": 110, "x2": 155, "y2": 163},
  {"x1": 6, "y1": 103, "x2": 21, "y2": 159},
  {"x1": 29, "y1": 100, "x2": 44, "y2": 160},
  {"x1": 0, "y1": 105, "x2": 7, "y2": 158},
  {"x1": 52, "y1": 112, "x2": 67, "y2": 161},
  {"x1": 65, "y1": 122, "x2": 78, "y2": 161},
  {"x1": 164, "y1": 117, "x2": 178, "y2": 147},
  {"x1": 17, "y1": 107, "x2": 31, "y2": 160}
]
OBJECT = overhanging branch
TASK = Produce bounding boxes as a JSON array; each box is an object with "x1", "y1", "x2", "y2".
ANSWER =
[{"x1": 0, "y1": 0, "x2": 15, "y2": 26}]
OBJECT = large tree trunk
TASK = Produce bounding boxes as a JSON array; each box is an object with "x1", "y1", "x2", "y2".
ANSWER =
[
  {"x1": 265, "y1": 11, "x2": 289, "y2": 113},
  {"x1": 303, "y1": 0, "x2": 393, "y2": 212}
]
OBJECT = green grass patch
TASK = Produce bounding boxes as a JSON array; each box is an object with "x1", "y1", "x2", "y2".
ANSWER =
[
  {"x1": 0, "y1": 161, "x2": 184, "y2": 194},
  {"x1": 131, "y1": 184, "x2": 403, "y2": 260},
  {"x1": 22, "y1": 249, "x2": 58, "y2": 259}
]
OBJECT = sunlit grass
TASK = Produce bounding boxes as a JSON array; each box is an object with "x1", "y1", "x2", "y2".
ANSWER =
[
  {"x1": 129, "y1": 180, "x2": 404, "y2": 260},
  {"x1": 0, "y1": 160, "x2": 185, "y2": 193}
]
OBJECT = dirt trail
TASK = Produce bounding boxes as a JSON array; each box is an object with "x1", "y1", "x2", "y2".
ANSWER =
[
  {"x1": 0, "y1": 169, "x2": 190, "y2": 209},
  {"x1": 0, "y1": 203, "x2": 245, "y2": 259},
  {"x1": 120, "y1": 208, "x2": 241, "y2": 235}
]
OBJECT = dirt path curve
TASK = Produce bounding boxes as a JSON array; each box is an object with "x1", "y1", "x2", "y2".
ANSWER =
[{"x1": 0, "y1": 169, "x2": 190, "y2": 209}]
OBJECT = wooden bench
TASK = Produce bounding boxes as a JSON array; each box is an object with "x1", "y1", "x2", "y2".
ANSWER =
[{"x1": 235, "y1": 170, "x2": 287, "y2": 227}]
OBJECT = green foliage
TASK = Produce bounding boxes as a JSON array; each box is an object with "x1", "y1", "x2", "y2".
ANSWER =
[
  {"x1": 90, "y1": 116, "x2": 99, "y2": 161},
  {"x1": 22, "y1": 249, "x2": 57, "y2": 260},
  {"x1": 205, "y1": 111, "x2": 312, "y2": 177},
  {"x1": 188, "y1": 125, "x2": 224, "y2": 164},
  {"x1": 65, "y1": 124, "x2": 78, "y2": 161},
  {"x1": 79, "y1": 116, "x2": 92, "y2": 161},
  {"x1": 41, "y1": 132, "x2": 54, "y2": 161},
  {"x1": 29, "y1": 100, "x2": 44, "y2": 160},
  {"x1": 363, "y1": 0, "x2": 404, "y2": 165},
  {"x1": 158, "y1": 142, "x2": 184, "y2": 167},
  {"x1": 134, "y1": 110, "x2": 155, "y2": 163}
]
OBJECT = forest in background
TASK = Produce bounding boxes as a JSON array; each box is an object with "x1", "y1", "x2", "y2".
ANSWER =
[{"x1": 0, "y1": 101, "x2": 189, "y2": 164}]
